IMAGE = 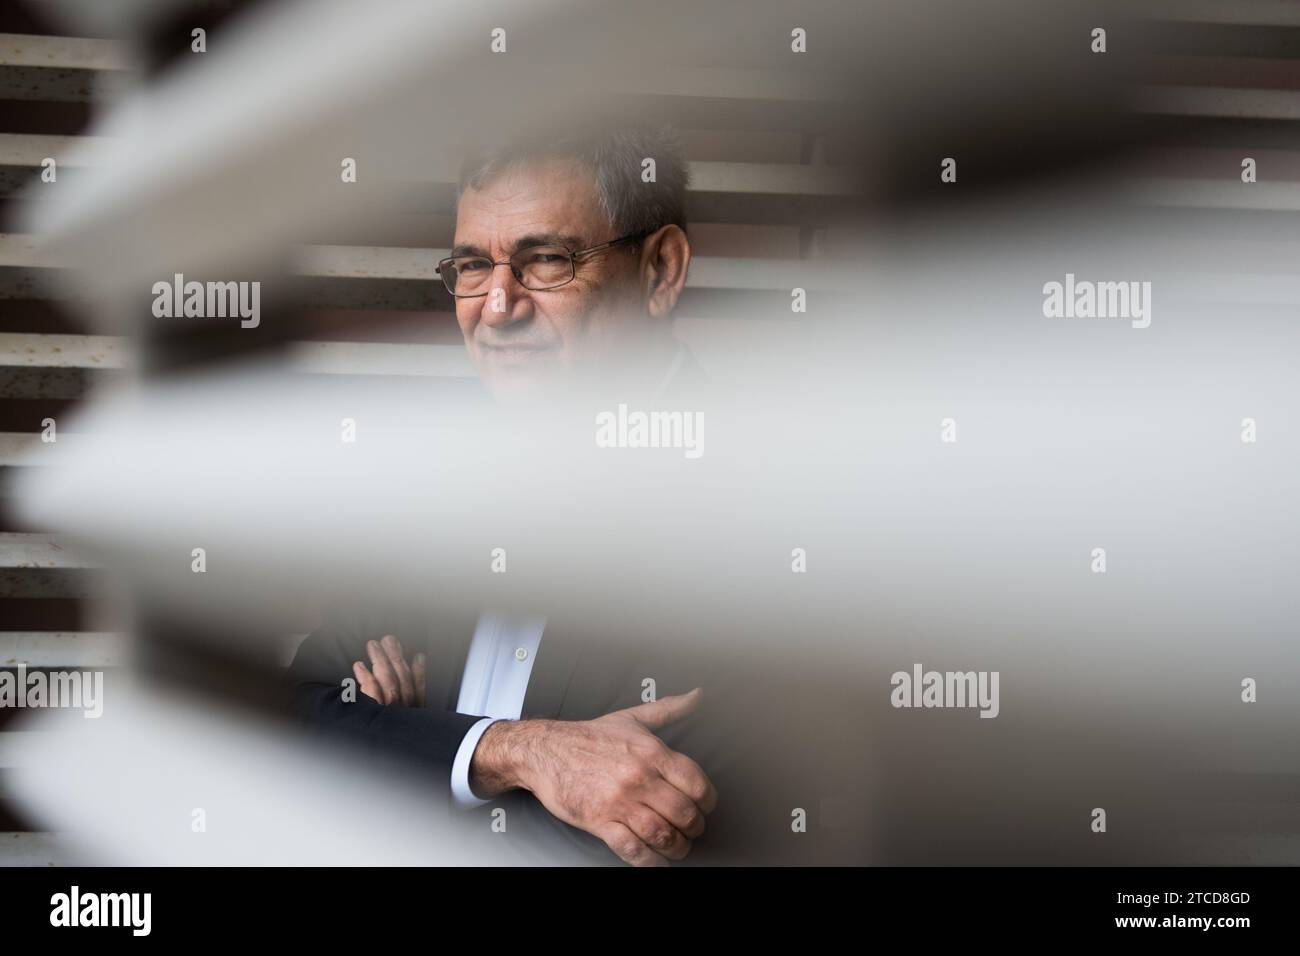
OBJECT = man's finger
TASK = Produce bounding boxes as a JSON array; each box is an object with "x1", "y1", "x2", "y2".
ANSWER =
[
  {"x1": 352, "y1": 661, "x2": 383, "y2": 704},
  {"x1": 412, "y1": 652, "x2": 427, "y2": 707},
  {"x1": 380, "y1": 634, "x2": 416, "y2": 705},
  {"x1": 657, "y1": 751, "x2": 719, "y2": 816},
  {"x1": 366, "y1": 640, "x2": 401, "y2": 704},
  {"x1": 644, "y1": 779, "x2": 709, "y2": 839},
  {"x1": 596, "y1": 822, "x2": 670, "y2": 868},
  {"x1": 618, "y1": 687, "x2": 703, "y2": 732},
  {"x1": 625, "y1": 803, "x2": 692, "y2": 860}
]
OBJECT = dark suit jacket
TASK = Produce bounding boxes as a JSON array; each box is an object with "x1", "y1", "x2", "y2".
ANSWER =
[
  {"x1": 284, "y1": 347, "x2": 860, "y2": 863},
  {"x1": 286, "y1": 599, "x2": 758, "y2": 863},
  {"x1": 285, "y1": 602, "x2": 486, "y2": 785}
]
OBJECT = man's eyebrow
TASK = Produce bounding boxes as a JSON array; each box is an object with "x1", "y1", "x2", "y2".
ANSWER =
[
  {"x1": 512, "y1": 233, "x2": 584, "y2": 253},
  {"x1": 449, "y1": 242, "x2": 488, "y2": 258},
  {"x1": 448, "y1": 234, "x2": 585, "y2": 259}
]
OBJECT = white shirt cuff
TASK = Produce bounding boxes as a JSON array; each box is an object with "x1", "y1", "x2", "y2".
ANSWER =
[{"x1": 450, "y1": 717, "x2": 500, "y2": 809}]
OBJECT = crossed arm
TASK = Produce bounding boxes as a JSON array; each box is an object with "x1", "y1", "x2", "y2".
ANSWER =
[{"x1": 316, "y1": 631, "x2": 719, "y2": 866}]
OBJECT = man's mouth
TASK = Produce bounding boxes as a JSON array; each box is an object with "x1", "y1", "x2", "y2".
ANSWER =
[{"x1": 478, "y1": 342, "x2": 555, "y2": 367}]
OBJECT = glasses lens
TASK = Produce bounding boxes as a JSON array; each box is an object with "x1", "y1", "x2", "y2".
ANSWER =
[
  {"x1": 512, "y1": 245, "x2": 574, "y2": 290},
  {"x1": 443, "y1": 257, "x2": 493, "y2": 296}
]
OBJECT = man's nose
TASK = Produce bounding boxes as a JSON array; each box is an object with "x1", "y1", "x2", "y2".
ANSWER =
[{"x1": 478, "y1": 262, "x2": 534, "y2": 327}]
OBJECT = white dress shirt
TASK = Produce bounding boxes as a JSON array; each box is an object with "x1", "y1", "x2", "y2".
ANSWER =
[{"x1": 449, "y1": 613, "x2": 545, "y2": 807}]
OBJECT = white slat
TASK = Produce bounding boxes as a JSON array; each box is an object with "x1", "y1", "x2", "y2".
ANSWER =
[
  {"x1": 0, "y1": 331, "x2": 128, "y2": 399},
  {"x1": 1138, "y1": 0, "x2": 1300, "y2": 27},
  {"x1": 0, "y1": 33, "x2": 129, "y2": 102},
  {"x1": 0, "y1": 33, "x2": 126, "y2": 72},
  {"x1": 0, "y1": 331, "x2": 476, "y2": 385},
  {"x1": 0, "y1": 533, "x2": 102, "y2": 597},
  {"x1": 291, "y1": 244, "x2": 849, "y2": 291},
  {"x1": 0, "y1": 633, "x2": 124, "y2": 668},
  {"x1": 689, "y1": 161, "x2": 863, "y2": 197},
  {"x1": 0, "y1": 532, "x2": 95, "y2": 571},
  {"x1": 6, "y1": 229, "x2": 834, "y2": 285},
  {"x1": 288, "y1": 341, "x2": 474, "y2": 378},
  {"x1": 0, "y1": 631, "x2": 295, "y2": 669},
  {"x1": 0, "y1": 332, "x2": 127, "y2": 371},
  {"x1": 0, "y1": 132, "x2": 115, "y2": 168},
  {"x1": 1132, "y1": 178, "x2": 1300, "y2": 212},
  {"x1": 0, "y1": 432, "x2": 72, "y2": 466},
  {"x1": 0, "y1": 141, "x2": 863, "y2": 198},
  {"x1": 1, "y1": 232, "x2": 851, "y2": 307},
  {"x1": 0, "y1": 31, "x2": 836, "y2": 102},
  {"x1": 0, "y1": 831, "x2": 77, "y2": 866},
  {"x1": 1135, "y1": 86, "x2": 1300, "y2": 122}
]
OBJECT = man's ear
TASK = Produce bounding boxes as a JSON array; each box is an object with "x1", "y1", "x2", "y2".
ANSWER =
[{"x1": 640, "y1": 225, "x2": 691, "y2": 319}]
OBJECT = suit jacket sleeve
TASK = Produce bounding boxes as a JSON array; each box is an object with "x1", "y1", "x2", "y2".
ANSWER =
[{"x1": 284, "y1": 601, "x2": 482, "y2": 784}]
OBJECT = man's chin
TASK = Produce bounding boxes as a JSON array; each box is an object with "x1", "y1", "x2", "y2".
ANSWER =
[{"x1": 478, "y1": 350, "x2": 565, "y2": 404}]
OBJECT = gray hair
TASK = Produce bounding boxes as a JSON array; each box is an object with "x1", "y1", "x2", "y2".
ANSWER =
[{"x1": 458, "y1": 125, "x2": 689, "y2": 245}]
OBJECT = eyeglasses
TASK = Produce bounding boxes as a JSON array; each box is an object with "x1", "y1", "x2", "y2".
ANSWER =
[{"x1": 435, "y1": 231, "x2": 651, "y2": 297}]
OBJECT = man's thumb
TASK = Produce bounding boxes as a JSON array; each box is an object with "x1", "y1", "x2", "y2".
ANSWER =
[{"x1": 621, "y1": 687, "x2": 703, "y2": 731}]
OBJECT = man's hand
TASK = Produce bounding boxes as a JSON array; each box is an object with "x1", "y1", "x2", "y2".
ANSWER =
[
  {"x1": 470, "y1": 688, "x2": 718, "y2": 867},
  {"x1": 353, "y1": 634, "x2": 426, "y2": 707}
]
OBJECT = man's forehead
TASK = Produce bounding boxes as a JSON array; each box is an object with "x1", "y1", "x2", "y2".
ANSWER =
[{"x1": 453, "y1": 159, "x2": 605, "y2": 248}]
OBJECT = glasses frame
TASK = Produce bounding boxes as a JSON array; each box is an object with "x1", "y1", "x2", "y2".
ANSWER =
[{"x1": 435, "y1": 230, "x2": 653, "y2": 298}]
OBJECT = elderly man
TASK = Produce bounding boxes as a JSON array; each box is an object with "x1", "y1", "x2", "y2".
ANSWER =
[
  {"x1": 288, "y1": 126, "x2": 723, "y2": 867},
  {"x1": 443, "y1": 126, "x2": 699, "y2": 406}
]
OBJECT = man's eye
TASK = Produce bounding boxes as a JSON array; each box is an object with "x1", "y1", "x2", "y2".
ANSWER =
[
  {"x1": 459, "y1": 260, "x2": 489, "y2": 271},
  {"x1": 526, "y1": 253, "x2": 567, "y2": 265}
]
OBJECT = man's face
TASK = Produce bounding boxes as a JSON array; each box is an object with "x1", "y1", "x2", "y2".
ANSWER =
[{"x1": 451, "y1": 160, "x2": 650, "y2": 402}]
